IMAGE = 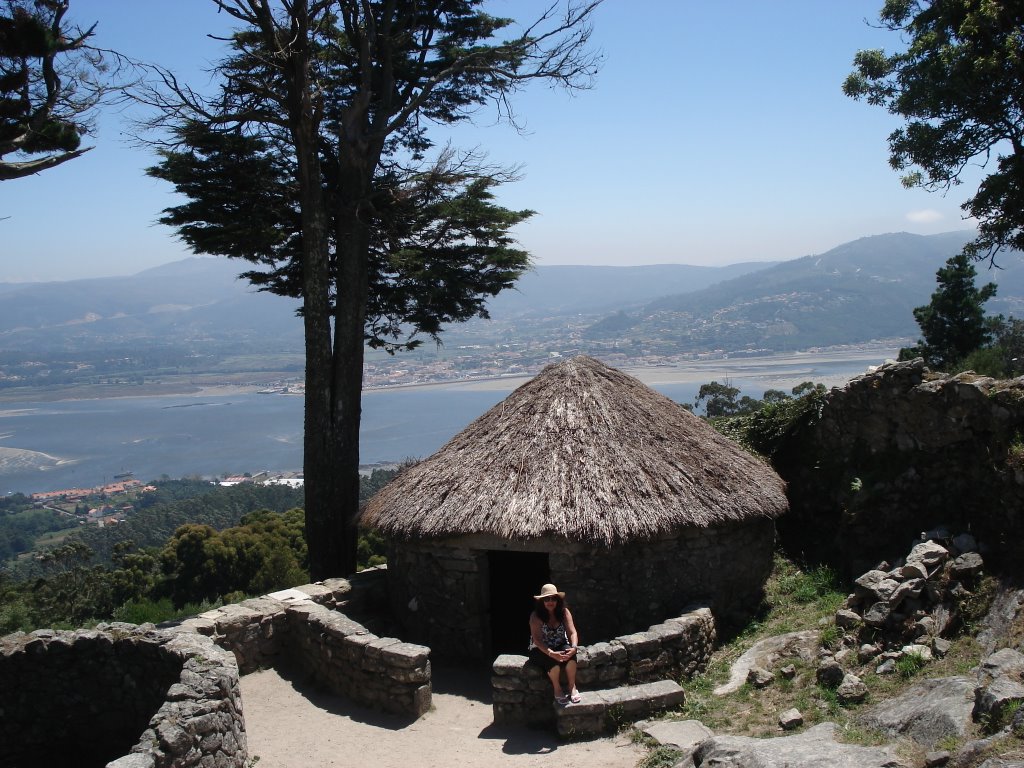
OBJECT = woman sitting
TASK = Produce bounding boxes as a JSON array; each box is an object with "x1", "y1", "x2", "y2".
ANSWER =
[{"x1": 528, "y1": 583, "x2": 581, "y2": 705}]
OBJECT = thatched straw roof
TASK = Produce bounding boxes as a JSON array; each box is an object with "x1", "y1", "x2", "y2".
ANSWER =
[{"x1": 360, "y1": 355, "x2": 787, "y2": 545}]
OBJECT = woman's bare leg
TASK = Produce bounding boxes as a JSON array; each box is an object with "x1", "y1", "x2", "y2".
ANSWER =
[
  {"x1": 566, "y1": 659, "x2": 578, "y2": 694},
  {"x1": 547, "y1": 664, "x2": 564, "y2": 698}
]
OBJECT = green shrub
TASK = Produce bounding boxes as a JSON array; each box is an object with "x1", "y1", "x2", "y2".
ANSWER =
[
  {"x1": 819, "y1": 623, "x2": 841, "y2": 651},
  {"x1": 113, "y1": 596, "x2": 222, "y2": 625},
  {"x1": 896, "y1": 652, "x2": 926, "y2": 679}
]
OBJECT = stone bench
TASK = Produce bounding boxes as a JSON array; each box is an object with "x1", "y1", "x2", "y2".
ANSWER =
[{"x1": 555, "y1": 680, "x2": 686, "y2": 738}]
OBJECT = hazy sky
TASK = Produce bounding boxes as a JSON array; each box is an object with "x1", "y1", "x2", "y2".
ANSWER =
[{"x1": 1, "y1": 1, "x2": 981, "y2": 283}]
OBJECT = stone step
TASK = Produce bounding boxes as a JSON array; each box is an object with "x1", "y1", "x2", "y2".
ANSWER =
[{"x1": 555, "y1": 679, "x2": 686, "y2": 738}]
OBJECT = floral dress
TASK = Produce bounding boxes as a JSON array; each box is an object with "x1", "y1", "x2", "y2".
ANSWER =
[{"x1": 529, "y1": 620, "x2": 569, "y2": 652}]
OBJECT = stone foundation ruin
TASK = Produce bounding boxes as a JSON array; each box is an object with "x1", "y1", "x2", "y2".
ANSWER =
[{"x1": 0, "y1": 626, "x2": 245, "y2": 768}]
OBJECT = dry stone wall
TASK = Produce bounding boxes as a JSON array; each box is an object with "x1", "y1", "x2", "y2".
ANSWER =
[
  {"x1": 491, "y1": 606, "x2": 715, "y2": 726},
  {"x1": 168, "y1": 571, "x2": 431, "y2": 719},
  {"x1": 386, "y1": 518, "x2": 772, "y2": 659},
  {"x1": 0, "y1": 625, "x2": 245, "y2": 768},
  {"x1": 557, "y1": 520, "x2": 775, "y2": 637},
  {"x1": 773, "y1": 360, "x2": 1024, "y2": 575}
]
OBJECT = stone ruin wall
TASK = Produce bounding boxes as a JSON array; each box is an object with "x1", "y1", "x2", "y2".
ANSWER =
[
  {"x1": 171, "y1": 572, "x2": 432, "y2": 719},
  {"x1": 773, "y1": 360, "x2": 1024, "y2": 576},
  {"x1": 0, "y1": 568, "x2": 430, "y2": 768},
  {"x1": 491, "y1": 605, "x2": 716, "y2": 726},
  {"x1": 0, "y1": 626, "x2": 245, "y2": 768},
  {"x1": 385, "y1": 518, "x2": 774, "y2": 659}
]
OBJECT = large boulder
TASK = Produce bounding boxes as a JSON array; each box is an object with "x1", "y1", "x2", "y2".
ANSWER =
[
  {"x1": 859, "y1": 676, "x2": 975, "y2": 748},
  {"x1": 674, "y1": 722, "x2": 906, "y2": 768}
]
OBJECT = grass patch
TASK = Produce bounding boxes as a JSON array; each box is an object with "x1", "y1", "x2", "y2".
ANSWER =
[
  {"x1": 112, "y1": 596, "x2": 225, "y2": 625},
  {"x1": 895, "y1": 651, "x2": 926, "y2": 680},
  {"x1": 637, "y1": 746, "x2": 684, "y2": 768}
]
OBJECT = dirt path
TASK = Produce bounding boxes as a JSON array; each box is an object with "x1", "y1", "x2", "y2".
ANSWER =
[{"x1": 240, "y1": 664, "x2": 645, "y2": 768}]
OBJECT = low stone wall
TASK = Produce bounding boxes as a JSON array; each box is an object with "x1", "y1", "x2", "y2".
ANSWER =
[
  {"x1": 491, "y1": 606, "x2": 715, "y2": 726},
  {"x1": 167, "y1": 570, "x2": 431, "y2": 718},
  {"x1": 285, "y1": 601, "x2": 431, "y2": 717},
  {"x1": 0, "y1": 624, "x2": 245, "y2": 768}
]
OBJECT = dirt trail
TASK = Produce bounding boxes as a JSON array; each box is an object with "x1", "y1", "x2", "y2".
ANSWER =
[{"x1": 240, "y1": 663, "x2": 645, "y2": 768}]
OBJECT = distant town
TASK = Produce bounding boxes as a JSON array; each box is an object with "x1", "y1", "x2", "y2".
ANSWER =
[{"x1": 25, "y1": 472, "x2": 307, "y2": 531}]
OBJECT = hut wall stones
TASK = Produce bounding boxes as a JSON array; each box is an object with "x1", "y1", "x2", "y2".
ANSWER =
[
  {"x1": 557, "y1": 518, "x2": 776, "y2": 639},
  {"x1": 386, "y1": 519, "x2": 773, "y2": 658}
]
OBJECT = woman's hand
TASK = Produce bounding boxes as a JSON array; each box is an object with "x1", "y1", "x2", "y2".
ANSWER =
[{"x1": 550, "y1": 647, "x2": 576, "y2": 662}]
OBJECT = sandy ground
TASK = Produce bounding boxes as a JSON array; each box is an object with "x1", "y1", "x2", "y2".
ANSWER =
[{"x1": 240, "y1": 663, "x2": 645, "y2": 768}]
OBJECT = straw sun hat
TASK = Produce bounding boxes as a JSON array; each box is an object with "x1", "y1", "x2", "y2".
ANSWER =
[{"x1": 534, "y1": 583, "x2": 565, "y2": 600}]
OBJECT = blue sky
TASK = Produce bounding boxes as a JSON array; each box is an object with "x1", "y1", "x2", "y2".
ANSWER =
[{"x1": 1, "y1": 1, "x2": 980, "y2": 282}]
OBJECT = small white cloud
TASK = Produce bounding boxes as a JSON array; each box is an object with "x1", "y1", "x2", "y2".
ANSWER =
[{"x1": 906, "y1": 209, "x2": 943, "y2": 223}]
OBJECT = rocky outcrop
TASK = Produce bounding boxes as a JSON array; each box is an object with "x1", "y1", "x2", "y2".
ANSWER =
[
  {"x1": 669, "y1": 723, "x2": 906, "y2": 767},
  {"x1": 860, "y1": 676, "x2": 976, "y2": 747},
  {"x1": 773, "y1": 360, "x2": 1024, "y2": 575},
  {"x1": 713, "y1": 629, "x2": 818, "y2": 695}
]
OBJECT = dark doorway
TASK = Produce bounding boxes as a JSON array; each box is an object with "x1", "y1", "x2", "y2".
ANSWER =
[{"x1": 487, "y1": 551, "x2": 549, "y2": 656}]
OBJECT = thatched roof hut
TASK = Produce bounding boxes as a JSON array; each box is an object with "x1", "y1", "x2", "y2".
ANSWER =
[{"x1": 361, "y1": 355, "x2": 787, "y2": 658}]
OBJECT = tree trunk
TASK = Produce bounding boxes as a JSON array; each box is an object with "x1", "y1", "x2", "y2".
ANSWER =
[
  {"x1": 273, "y1": 6, "x2": 345, "y2": 581},
  {"x1": 324, "y1": 204, "x2": 371, "y2": 579}
]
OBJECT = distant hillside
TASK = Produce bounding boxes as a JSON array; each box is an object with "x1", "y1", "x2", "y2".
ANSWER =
[
  {"x1": 484, "y1": 261, "x2": 777, "y2": 316},
  {"x1": 583, "y1": 232, "x2": 1024, "y2": 351},
  {"x1": 3, "y1": 234, "x2": 1018, "y2": 359},
  {"x1": 0, "y1": 258, "x2": 304, "y2": 353},
  {"x1": 0, "y1": 258, "x2": 775, "y2": 353}
]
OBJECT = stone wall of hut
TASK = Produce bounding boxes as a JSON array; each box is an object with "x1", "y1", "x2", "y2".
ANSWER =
[
  {"x1": 556, "y1": 518, "x2": 776, "y2": 639},
  {"x1": 386, "y1": 517, "x2": 775, "y2": 659}
]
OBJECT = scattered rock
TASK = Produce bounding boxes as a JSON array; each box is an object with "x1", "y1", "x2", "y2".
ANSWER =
[
  {"x1": 816, "y1": 659, "x2": 845, "y2": 688},
  {"x1": 837, "y1": 673, "x2": 868, "y2": 704},
  {"x1": 834, "y1": 648, "x2": 854, "y2": 664},
  {"x1": 907, "y1": 542, "x2": 950, "y2": 571},
  {"x1": 779, "y1": 664, "x2": 796, "y2": 680},
  {"x1": 924, "y1": 750, "x2": 950, "y2": 767},
  {"x1": 859, "y1": 644, "x2": 881, "y2": 663},
  {"x1": 932, "y1": 637, "x2": 952, "y2": 658},
  {"x1": 876, "y1": 659, "x2": 897, "y2": 675},
  {"x1": 778, "y1": 708, "x2": 803, "y2": 730},
  {"x1": 901, "y1": 562, "x2": 929, "y2": 581},
  {"x1": 835, "y1": 609, "x2": 861, "y2": 629},
  {"x1": 978, "y1": 648, "x2": 1024, "y2": 684},
  {"x1": 863, "y1": 602, "x2": 892, "y2": 627},
  {"x1": 890, "y1": 579, "x2": 924, "y2": 606},
  {"x1": 974, "y1": 676, "x2": 1024, "y2": 724},
  {"x1": 951, "y1": 533, "x2": 977, "y2": 555},
  {"x1": 638, "y1": 719, "x2": 713, "y2": 751},
  {"x1": 747, "y1": 665, "x2": 774, "y2": 688},
  {"x1": 855, "y1": 570, "x2": 891, "y2": 594},
  {"x1": 952, "y1": 552, "x2": 984, "y2": 579}
]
